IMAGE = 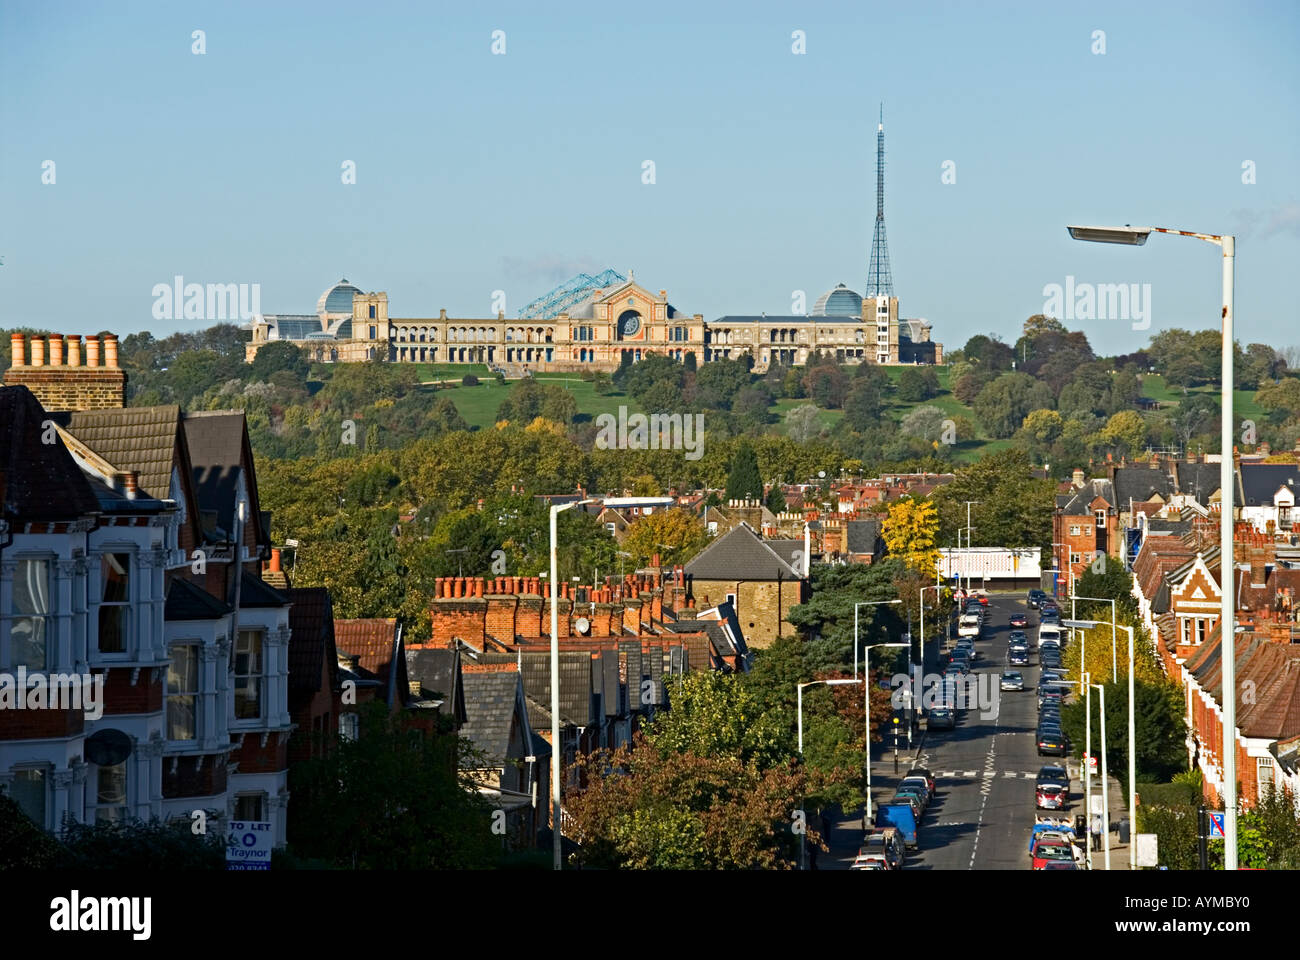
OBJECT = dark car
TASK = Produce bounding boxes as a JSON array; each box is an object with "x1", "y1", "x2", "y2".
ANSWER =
[
  {"x1": 1028, "y1": 590, "x2": 1047, "y2": 609},
  {"x1": 1037, "y1": 765, "x2": 1071, "y2": 794},
  {"x1": 1037, "y1": 727, "x2": 1070, "y2": 756},
  {"x1": 1009, "y1": 630, "x2": 1029, "y2": 644},
  {"x1": 1009, "y1": 613, "x2": 1029, "y2": 628},
  {"x1": 928, "y1": 706, "x2": 955, "y2": 729},
  {"x1": 1009, "y1": 648, "x2": 1030, "y2": 666}
]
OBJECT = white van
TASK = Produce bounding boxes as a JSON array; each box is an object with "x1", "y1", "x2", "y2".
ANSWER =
[
  {"x1": 958, "y1": 614, "x2": 981, "y2": 637},
  {"x1": 1038, "y1": 623, "x2": 1063, "y2": 647}
]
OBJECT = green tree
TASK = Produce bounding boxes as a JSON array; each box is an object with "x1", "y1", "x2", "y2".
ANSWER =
[
  {"x1": 972, "y1": 372, "x2": 1055, "y2": 438},
  {"x1": 843, "y1": 379, "x2": 884, "y2": 431},
  {"x1": 288, "y1": 702, "x2": 498, "y2": 868},
  {"x1": 248, "y1": 340, "x2": 310, "y2": 382},
  {"x1": 764, "y1": 483, "x2": 787, "y2": 514},
  {"x1": 725, "y1": 439, "x2": 764, "y2": 501}
]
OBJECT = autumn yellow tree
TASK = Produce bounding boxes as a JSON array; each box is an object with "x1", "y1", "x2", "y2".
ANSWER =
[
  {"x1": 881, "y1": 497, "x2": 941, "y2": 580},
  {"x1": 623, "y1": 510, "x2": 710, "y2": 567}
]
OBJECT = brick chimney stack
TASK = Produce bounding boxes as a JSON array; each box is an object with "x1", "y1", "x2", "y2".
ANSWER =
[{"x1": 3, "y1": 330, "x2": 127, "y2": 411}]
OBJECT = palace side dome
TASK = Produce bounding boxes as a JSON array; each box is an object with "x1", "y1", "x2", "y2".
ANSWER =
[{"x1": 811, "y1": 283, "x2": 864, "y2": 317}]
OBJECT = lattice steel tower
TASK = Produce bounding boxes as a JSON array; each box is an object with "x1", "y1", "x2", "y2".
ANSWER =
[{"x1": 865, "y1": 105, "x2": 894, "y2": 298}]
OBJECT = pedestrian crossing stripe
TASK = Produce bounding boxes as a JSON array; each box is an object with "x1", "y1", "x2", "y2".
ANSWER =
[{"x1": 932, "y1": 771, "x2": 1066, "y2": 780}]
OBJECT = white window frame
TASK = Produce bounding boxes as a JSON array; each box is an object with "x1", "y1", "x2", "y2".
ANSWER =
[
  {"x1": 233, "y1": 629, "x2": 264, "y2": 721},
  {"x1": 233, "y1": 792, "x2": 266, "y2": 822},
  {"x1": 8, "y1": 765, "x2": 51, "y2": 830},
  {"x1": 167, "y1": 641, "x2": 201, "y2": 742},
  {"x1": 7, "y1": 556, "x2": 54, "y2": 671},
  {"x1": 1069, "y1": 525, "x2": 1081, "y2": 536},
  {"x1": 339, "y1": 712, "x2": 360, "y2": 742},
  {"x1": 1257, "y1": 757, "x2": 1275, "y2": 801},
  {"x1": 96, "y1": 549, "x2": 134, "y2": 657}
]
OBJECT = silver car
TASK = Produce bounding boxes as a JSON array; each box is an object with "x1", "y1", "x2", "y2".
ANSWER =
[{"x1": 1000, "y1": 671, "x2": 1024, "y2": 691}]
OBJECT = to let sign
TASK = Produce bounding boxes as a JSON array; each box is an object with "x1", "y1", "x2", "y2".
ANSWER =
[{"x1": 227, "y1": 820, "x2": 273, "y2": 870}]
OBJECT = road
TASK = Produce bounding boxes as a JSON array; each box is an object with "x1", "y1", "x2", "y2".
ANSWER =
[{"x1": 824, "y1": 591, "x2": 1132, "y2": 871}]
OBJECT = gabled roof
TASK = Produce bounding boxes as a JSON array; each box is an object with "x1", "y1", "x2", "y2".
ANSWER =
[
  {"x1": 478, "y1": 651, "x2": 595, "y2": 727},
  {"x1": 460, "y1": 671, "x2": 529, "y2": 766},
  {"x1": 0, "y1": 386, "x2": 105, "y2": 523},
  {"x1": 1112, "y1": 466, "x2": 1173, "y2": 507},
  {"x1": 165, "y1": 577, "x2": 232, "y2": 621},
  {"x1": 59, "y1": 404, "x2": 184, "y2": 502},
  {"x1": 285, "y1": 587, "x2": 341, "y2": 705},
  {"x1": 1056, "y1": 479, "x2": 1114, "y2": 516},
  {"x1": 406, "y1": 647, "x2": 468, "y2": 725},
  {"x1": 685, "y1": 523, "x2": 802, "y2": 581},
  {"x1": 335, "y1": 618, "x2": 406, "y2": 706},
  {"x1": 1237, "y1": 462, "x2": 1300, "y2": 507},
  {"x1": 182, "y1": 411, "x2": 266, "y2": 545},
  {"x1": 1186, "y1": 629, "x2": 1300, "y2": 741}
]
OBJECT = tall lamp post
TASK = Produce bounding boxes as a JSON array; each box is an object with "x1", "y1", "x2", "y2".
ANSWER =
[
  {"x1": 863, "y1": 642, "x2": 910, "y2": 827},
  {"x1": 1118, "y1": 624, "x2": 1138, "y2": 871},
  {"x1": 1072, "y1": 594, "x2": 1117, "y2": 679},
  {"x1": 853, "y1": 600, "x2": 903, "y2": 680},
  {"x1": 797, "y1": 677, "x2": 863, "y2": 869},
  {"x1": 1091, "y1": 682, "x2": 1112, "y2": 871},
  {"x1": 549, "y1": 497, "x2": 597, "y2": 870},
  {"x1": 1068, "y1": 223, "x2": 1236, "y2": 868}
]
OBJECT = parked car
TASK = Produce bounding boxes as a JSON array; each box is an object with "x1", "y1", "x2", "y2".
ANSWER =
[
  {"x1": 857, "y1": 827, "x2": 906, "y2": 869},
  {"x1": 1037, "y1": 727, "x2": 1070, "y2": 757},
  {"x1": 928, "y1": 706, "x2": 956, "y2": 729},
  {"x1": 895, "y1": 786, "x2": 928, "y2": 814},
  {"x1": 958, "y1": 615, "x2": 981, "y2": 637},
  {"x1": 875, "y1": 802, "x2": 919, "y2": 849},
  {"x1": 908, "y1": 767, "x2": 937, "y2": 794},
  {"x1": 1027, "y1": 589, "x2": 1047, "y2": 609},
  {"x1": 1009, "y1": 613, "x2": 1029, "y2": 628},
  {"x1": 1000, "y1": 671, "x2": 1024, "y2": 691},
  {"x1": 1036, "y1": 765, "x2": 1071, "y2": 798},
  {"x1": 1036, "y1": 783, "x2": 1069, "y2": 810},
  {"x1": 850, "y1": 854, "x2": 888, "y2": 870},
  {"x1": 900, "y1": 776, "x2": 933, "y2": 803},
  {"x1": 1031, "y1": 840, "x2": 1076, "y2": 870}
]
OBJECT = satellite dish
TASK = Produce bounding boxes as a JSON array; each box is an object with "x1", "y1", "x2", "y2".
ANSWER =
[
  {"x1": 84, "y1": 728, "x2": 133, "y2": 767},
  {"x1": 575, "y1": 617, "x2": 591, "y2": 635}
]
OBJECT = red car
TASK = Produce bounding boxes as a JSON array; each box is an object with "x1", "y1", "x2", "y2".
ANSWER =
[
  {"x1": 1031, "y1": 840, "x2": 1075, "y2": 870},
  {"x1": 1010, "y1": 613, "x2": 1029, "y2": 628},
  {"x1": 1036, "y1": 784, "x2": 1067, "y2": 810}
]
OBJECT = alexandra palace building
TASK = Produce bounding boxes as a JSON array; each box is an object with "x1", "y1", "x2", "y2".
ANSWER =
[
  {"x1": 245, "y1": 274, "x2": 942, "y2": 374},
  {"x1": 247, "y1": 122, "x2": 940, "y2": 372}
]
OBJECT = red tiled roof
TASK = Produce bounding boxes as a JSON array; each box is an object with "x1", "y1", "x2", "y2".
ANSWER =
[
  {"x1": 1186, "y1": 628, "x2": 1300, "y2": 740},
  {"x1": 334, "y1": 618, "x2": 399, "y2": 686}
]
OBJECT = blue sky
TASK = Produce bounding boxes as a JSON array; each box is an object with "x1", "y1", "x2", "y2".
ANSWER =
[{"x1": 3, "y1": 0, "x2": 1298, "y2": 355}]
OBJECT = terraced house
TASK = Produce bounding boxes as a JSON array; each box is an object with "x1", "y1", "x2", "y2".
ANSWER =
[{"x1": 1, "y1": 334, "x2": 302, "y2": 844}]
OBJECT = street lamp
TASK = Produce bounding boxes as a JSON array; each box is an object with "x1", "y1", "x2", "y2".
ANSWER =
[
  {"x1": 853, "y1": 600, "x2": 902, "y2": 679},
  {"x1": 1091, "y1": 682, "x2": 1111, "y2": 871},
  {"x1": 918, "y1": 584, "x2": 943, "y2": 713},
  {"x1": 863, "y1": 642, "x2": 910, "y2": 827},
  {"x1": 1118, "y1": 624, "x2": 1137, "y2": 871},
  {"x1": 797, "y1": 677, "x2": 863, "y2": 869},
  {"x1": 549, "y1": 497, "x2": 598, "y2": 870},
  {"x1": 1071, "y1": 594, "x2": 1117, "y2": 679},
  {"x1": 1069, "y1": 222, "x2": 1237, "y2": 868}
]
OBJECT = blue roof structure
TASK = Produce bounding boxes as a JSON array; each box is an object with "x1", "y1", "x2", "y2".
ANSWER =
[{"x1": 518, "y1": 269, "x2": 626, "y2": 320}]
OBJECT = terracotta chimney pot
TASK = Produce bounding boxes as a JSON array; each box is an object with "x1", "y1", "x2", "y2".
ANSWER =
[
  {"x1": 30, "y1": 337, "x2": 45, "y2": 367},
  {"x1": 66, "y1": 334, "x2": 81, "y2": 367},
  {"x1": 48, "y1": 334, "x2": 64, "y2": 366},
  {"x1": 9, "y1": 333, "x2": 25, "y2": 366},
  {"x1": 86, "y1": 336, "x2": 100, "y2": 368}
]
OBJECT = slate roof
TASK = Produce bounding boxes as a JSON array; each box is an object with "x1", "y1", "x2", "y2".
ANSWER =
[
  {"x1": 685, "y1": 523, "x2": 802, "y2": 581},
  {"x1": 461, "y1": 671, "x2": 526, "y2": 765},
  {"x1": 240, "y1": 570, "x2": 289, "y2": 608},
  {"x1": 165, "y1": 577, "x2": 232, "y2": 621},
  {"x1": 183, "y1": 411, "x2": 264, "y2": 543},
  {"x1": 713, "y1": 314, "x2": 862, "y2": 325},
  {"x1": 285, "y1": 587, "x2": 340, "y2": 706},
  {"x1": 406, "y1": 647, "x2": 467, "y2": 725},
  {"x1": 1174, "y1": 462, "x2": 1223, "y2": 504},
  {"x1": 1056, "y1": 479, "x2": 1114, "y2": 516},
  {"x1": 1112, "y1": 466, "x2": 1174, "y2": 506},
  {"x1": 0, "y1": 386, "x2": 102, "y2": 523},
  {"x1": 478, "y1": 651, "x2": 595, "y2": 727},
  {"x1": 1185, "y1": 629, "x2": 1300, "y2": 740},
  {"x1": 845, "y1": 518, "x2": 882, "y2": 554},
  {"x1": 1237, "y1": 463, "x2": 1300, "y2": 507},
  {"x1": 60, "y1": 404, "x2": 183, "y2": 501}
]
